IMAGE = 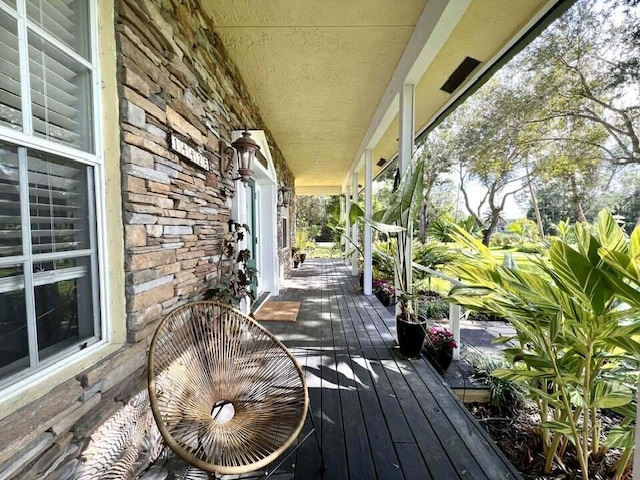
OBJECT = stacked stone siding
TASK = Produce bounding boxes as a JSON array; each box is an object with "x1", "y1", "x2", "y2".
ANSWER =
[
  {"x1": 0, "y1": 0, "x2": 295, "y2": 477},
  {"x1": 118, "y1": 0, "x2": 295, "y2": 340}
]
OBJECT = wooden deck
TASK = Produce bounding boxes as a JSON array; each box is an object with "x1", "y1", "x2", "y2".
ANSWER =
[{"x1": 143, "y1": 259, "x2": 521, "y2": 480}]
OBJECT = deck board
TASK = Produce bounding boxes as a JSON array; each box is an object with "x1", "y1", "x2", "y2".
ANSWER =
[
  {"x1": 141, "y1": 259, "x2": 521, "y2": 480},
  {"x1": 268, "y1": 259, "x2": 520, "y2": 480}
]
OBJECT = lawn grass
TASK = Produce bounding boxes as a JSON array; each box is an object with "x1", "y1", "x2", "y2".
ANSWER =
[
  {"x1": 308, "y1": 242, "x2": 341, "y2": 259},
  {"x1": 489, "y1": 248, "x2": 544, "y2": 273}
]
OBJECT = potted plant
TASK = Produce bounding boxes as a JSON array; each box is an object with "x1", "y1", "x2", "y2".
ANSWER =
[
  {"x1": 395, "y1": 292, "x2": 427, "y2": 357},
  {"x1": 350, "y1": 155, "x2": 426, "y2": 357},
  {"x1": 295, "y1": 229, "x2": 315, "y2": 263},
  {"x1": 423, "y1": 326, "x2": 457, "y2": 373},
  {"x1": 291, "y1": 247, "x2": 300, "y2": 268},
  {"x1": 205, "y1": 221, "x2": 257, "y2": 307},
  {"x1": 373, "y1": 279, "x2": 395, "y2": 306}
]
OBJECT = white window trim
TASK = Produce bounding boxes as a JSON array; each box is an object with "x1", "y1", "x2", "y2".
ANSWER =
[
  {"x1": 281, "y1": 208, "x2": 290, "y2": 251},
  {"x1": 0, "y1": 0, "x2": 111, "y2": 396}
]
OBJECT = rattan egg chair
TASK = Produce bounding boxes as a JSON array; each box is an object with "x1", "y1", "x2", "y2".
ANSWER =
[{"x1": 148, "y1": 301, "x2": 322, "y2": 478}]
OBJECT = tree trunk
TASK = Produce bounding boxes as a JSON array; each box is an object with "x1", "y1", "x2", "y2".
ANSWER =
[
  {"x1": 570, "y1": 175, "x2": 587, "y2": 223},
  {"x1": 525, "y1": 158, "x2": 545, "y2": 239},
  {"x1": 419, "y1": 200, "x2": 427, "y2": 243},
  {"x1": 482, "y1": 211, "x2": 501, "y2": 247}
]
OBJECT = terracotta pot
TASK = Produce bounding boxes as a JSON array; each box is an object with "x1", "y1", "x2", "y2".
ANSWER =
[
  {"x1": 397, "y1": 316, "x2": 427, "y2": 358},
  {"x1": 423, "y1": 345, "x2": 454, "y2": 374}
]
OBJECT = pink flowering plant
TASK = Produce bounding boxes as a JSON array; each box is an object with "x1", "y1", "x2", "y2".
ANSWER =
[
  {"x1": 373, "y1": 279, "x2": 395, "y2": 296},
  {"x1": 426, "y1": 326, "x2": 457, "y2": 350}
]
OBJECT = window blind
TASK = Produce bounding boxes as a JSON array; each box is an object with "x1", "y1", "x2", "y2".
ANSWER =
[
  {"x1": 0, "y1": 12, "x2": 22, "y2": 130},
  {"x1": 0, "y1": 147, "x2": 22, "y2": 258},
  {"x1": 0, "y1": 0, "x2": 99, "y2": 384},
  {"x1": 29, "y1": 34, "x2": 92, "y2": 151},
  {"x1": 26, "y1": 0, "x2": 90, "y2": 59},
  {"x1": 28, "y1": 153, "x2": 90, "y2": 254}
]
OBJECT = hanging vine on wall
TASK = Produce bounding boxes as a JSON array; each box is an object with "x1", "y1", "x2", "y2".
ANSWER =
[{"x1": 205, "y1": 221, "x2": 257, "y2": 307}]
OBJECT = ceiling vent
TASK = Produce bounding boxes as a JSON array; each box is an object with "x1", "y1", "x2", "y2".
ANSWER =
[
  {"x1": 440, "y1": 57, "x2": 482, "y2": 94},
  {"x1": 376, "y1": 157, "x2": 387, "y2": 167}
]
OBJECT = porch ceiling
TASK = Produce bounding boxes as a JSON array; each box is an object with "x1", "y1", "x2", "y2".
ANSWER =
[
  {"x1": 365, "y1": 0, "x2": 550, "y2": 187},
  {"x1": 199, "y1": 0, "x2": 427, "y2": 193},
  {"x1": 200, "y1": 0, "x2": 551, "y2": 194}
]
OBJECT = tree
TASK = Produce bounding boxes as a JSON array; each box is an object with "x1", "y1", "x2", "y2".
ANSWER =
[
  {"x1": 415, "y1": 131, "x2": 454, "y2": 243},
  {"x1": 296, "y1": 195, "x2": 337, "y2": 242},
  {"x1": 533, "y1": 117, "x2": 609, "y2": 222},
  {"x1": 451, "y1": 75, "x2": 533, "y2": 246},
  {"x1": 523, "y1": 0, "x2": 640, "y2": 166},
  {"x1": 605, "y1": 168, "x2": 640, "y2": 230},
  {"x1": 506, "y1": 218, "x2": 540, "y2": 243}
]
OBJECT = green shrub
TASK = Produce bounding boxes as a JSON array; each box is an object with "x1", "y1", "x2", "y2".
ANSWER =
[
  {"x1": 490, "y1": 232, "x2": 520, "y2": 249},
  {"x1": 465, "y1": 352, "x2": 528, "y2": 414},
  {"x1": 515, "y1": 243, "x2": 545, "y2": 254},
  {"x1": 419, "y1": 297, "x2": 449, "y2": 319},
  {"x1": 373, "y1": 239, "x2": 454, "y2": 283}
]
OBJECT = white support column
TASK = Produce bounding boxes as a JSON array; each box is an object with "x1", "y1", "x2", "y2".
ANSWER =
[
  {"x1": 399, "y1": 84, "x2": 415, "y2": 173},
  {"x1": 339, "y1": 196, "x2": 346, "y2": 255},
  {"x1": 449, "y1": 303, "x2": 461, "y2": 361},
  {"x1": 364, "y1": 149, "x2": 373, "y2": 295},
  {"x1": 351, "y1": 173, "x2": 359, "y2": 276},
  {"x1": 396, "y1": 84, "x2": 415, "y2": 319},
  {"x1": 344, "y1": 186, "x2": 351, "y2": 266}
]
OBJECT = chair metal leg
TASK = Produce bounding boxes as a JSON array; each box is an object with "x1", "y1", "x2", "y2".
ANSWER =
[
  {"x1": 307, "y1": 404, "x2": 325, "y2": 471},
  {"x1": 263, "y1": 404, "x2": 325, "y2": 479}
]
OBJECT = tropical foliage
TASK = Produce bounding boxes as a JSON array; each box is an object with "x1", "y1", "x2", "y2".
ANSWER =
[
  {"x1": 465, "y1": 352, "x2": 529, "y2": 414},
  {"x1": 446, "y1": 210, "x2": 640, "y2": 479}
]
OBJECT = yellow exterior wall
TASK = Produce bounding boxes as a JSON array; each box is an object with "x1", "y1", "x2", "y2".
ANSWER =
[{"x1": 0, "y1": 0, "x2": 125, "y2": 420}]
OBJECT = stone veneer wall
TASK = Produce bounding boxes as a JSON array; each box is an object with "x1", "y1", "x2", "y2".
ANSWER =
[
  {"x1": 118, "y1": 0, "x2": 295, "y2": 341},
  {"x1": 0, "y1": 0, "x2": 295, "y2": 478}
]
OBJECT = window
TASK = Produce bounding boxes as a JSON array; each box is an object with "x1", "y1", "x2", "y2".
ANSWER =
[
  {"x1": 281, "y1": 217, "x2": 288, "y2": 249},
  {"x1": 0, "y1": 0, "x2": 101, "y2": 386}
]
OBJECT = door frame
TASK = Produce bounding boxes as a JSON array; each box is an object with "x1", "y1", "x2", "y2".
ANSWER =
[{"x1": 229, "y1": 130, "x2": 280, "y2": 313}]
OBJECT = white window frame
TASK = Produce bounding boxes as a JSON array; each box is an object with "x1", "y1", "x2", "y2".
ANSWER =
[
  {"x1": 281, "y1": 214, "x2": 289, "y2": 250},
  {"x1": 0, "y1": 0, "x2": 109, "y2": 393}
]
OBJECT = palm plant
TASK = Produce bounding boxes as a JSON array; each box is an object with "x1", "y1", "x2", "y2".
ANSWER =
[
  {"x1": 446, "y1": 210, "x2": 640, "y2": 479},
  {"x1": 372, "y1": 239, "x2": 453, "y2": 283},
  {"x1": 427, "y1": 214, "x2": 479, "y2": 243}
]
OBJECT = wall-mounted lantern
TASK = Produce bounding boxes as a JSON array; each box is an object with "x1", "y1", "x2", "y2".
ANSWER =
[
  {"x1": 219, "y1": 130, "x2": 261, "y2": 185},
  {"x1": 231, "y1": 130, "x2": 260, "y2": 184},
  {"x1": 279, "y1": 185, "x2": 292, "y2": 207}
]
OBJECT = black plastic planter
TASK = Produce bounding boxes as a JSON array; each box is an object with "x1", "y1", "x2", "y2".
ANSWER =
[
  {"x1": 397, "y1": 316, "x2": 427, "y2": 358},
  {"x1": 424, "y1": 345, "x2": 453, "y2": 374}
]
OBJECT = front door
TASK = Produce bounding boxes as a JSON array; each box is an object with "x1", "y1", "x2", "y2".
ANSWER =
[{"x1": 246, "y1": 179, "x2": 258, "y2": 300}]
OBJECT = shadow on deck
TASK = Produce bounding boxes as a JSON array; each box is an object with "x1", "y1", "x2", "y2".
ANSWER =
[{"x1": 143, "y1": 259, "x2": 521, "y2": 480}]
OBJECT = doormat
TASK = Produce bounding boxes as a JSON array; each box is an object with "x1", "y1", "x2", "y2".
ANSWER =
[{"x1": 254, "y1": 301, "x2": 300, "y2": 322}]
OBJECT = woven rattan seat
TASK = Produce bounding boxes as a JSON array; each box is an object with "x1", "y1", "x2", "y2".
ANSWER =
[{"x1": 148, "y1": 302, "x2": 309, "y2": 476}]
